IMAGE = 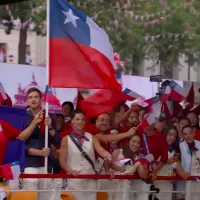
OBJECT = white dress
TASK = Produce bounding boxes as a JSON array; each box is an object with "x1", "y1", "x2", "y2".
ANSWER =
[
  {"x1": 66, "y1": 132, "x2": 96, "y2": 200},
  {"x1": 154, "y1": 151, "x2": 177, "y2": 200},
  {"x1": 180, "y1": 140, "x2": 200, "y2": 200},
  {"x1": 112, "y1": 149, "x2": 141, "y2": 200}
]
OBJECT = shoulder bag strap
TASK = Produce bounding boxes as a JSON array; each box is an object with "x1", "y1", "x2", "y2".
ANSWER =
[{"x1": 69, "y1": 134, "x2": 97, "y2": 174}]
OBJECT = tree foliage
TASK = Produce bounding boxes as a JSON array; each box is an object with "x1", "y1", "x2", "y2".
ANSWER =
[
  {"x1": 70, "y1": 0, "x2": 200, "y2": 77},
  {"x1": 0, "y1": 0, "x2": 200, "y2": 77},
  {"x1": 0, "y1": 0, "x2": 46, "y2": 64}
]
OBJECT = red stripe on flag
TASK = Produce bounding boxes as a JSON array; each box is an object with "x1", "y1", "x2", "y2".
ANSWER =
[
  {"x1": 49, "y1": 38, "x2": 120, "y2": 89},
  {"x1": 170, "y1": 89, "x2": 185, "y2": 102},
  {"x1": 80, "y1": 89, "x2": 122, "y2": 118},
  {"x1": 1, "y1": 163, "x2": 13, "y2": 180}
]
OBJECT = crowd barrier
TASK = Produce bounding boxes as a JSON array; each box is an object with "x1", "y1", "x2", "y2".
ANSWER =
[{"x1": 1, "y1": 174, "x2": 200, "y2": 200}]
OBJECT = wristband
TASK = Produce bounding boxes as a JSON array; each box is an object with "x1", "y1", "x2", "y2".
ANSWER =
[{"x1": 48, "y1": 127, "x2": 53, "y2": 131}]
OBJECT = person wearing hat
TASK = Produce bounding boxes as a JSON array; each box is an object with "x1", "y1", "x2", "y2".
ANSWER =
[{"x1": 155, "y1": 113, "x2": 167, "y2": 134}]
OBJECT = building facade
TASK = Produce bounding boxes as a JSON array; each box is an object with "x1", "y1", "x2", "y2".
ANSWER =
[{"x1": 0, "y1": 25, "x2": 46, "y2": 66}]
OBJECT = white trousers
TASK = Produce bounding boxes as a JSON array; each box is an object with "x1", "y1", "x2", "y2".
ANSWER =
[
  {"x1": 66, "y1": 179, "x2": 96, "y2": 200},
  {"x1": 154, "y1": 181, "x2": 173, "y2": 200},
  {"x1": 175, "y1": 180, "x2": 185, "y2": 200},
  {"x1": 185, "y1": 181, "x2": 200, "y2": 200},
  {"x1": 22, "y1": 167, "x2": 57, "y2": 200},
  {"x1": 130, "y1": 180, "x2": 150, "y2": 200}
]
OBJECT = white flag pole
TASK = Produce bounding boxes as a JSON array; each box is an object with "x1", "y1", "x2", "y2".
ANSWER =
[
  {"x1": 157, "y1": 60, "x2": 161, "y2": 93},
  {"x1": 45, "y1": 0, "x2": 50, "y2": 174}
]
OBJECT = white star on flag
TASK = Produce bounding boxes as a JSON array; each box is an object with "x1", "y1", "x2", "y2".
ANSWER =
[{"x1": 62, "y1": 9, "x2": 79, "y2": 27}]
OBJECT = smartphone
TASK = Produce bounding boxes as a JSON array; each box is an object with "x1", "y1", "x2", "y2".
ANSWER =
[{"x1": 139, "y1": 148, "x2": 147, "y2": 158}]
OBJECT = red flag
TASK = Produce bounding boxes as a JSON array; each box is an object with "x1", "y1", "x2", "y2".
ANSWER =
[
  {"x1": 80, "y1": 89, "x2": 123, "y2": 118},
  {"x1": 76, "y1": 92, "x2": 84, "y2": 109},
  {"x1": 185, "y1": 83, "x2": 194, "y2": 109}
]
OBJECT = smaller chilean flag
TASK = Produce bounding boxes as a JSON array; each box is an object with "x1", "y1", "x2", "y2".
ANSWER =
[
  {"x1": 123, "y1": 88, "x2": 141, "y2": 101},
  {"x1": 43, "y1": 85, "x2": 61, "y2": 107},
  {"x1": 141, "y1": 113, "x2": 155, "y2": 130},
  {"x1": 49, "y1": 0, "x2": 120, "y2": 90},
  {"x1": 0, "y1": 82, "x2": 7, "y2": 104},
  {"x1": 1, "y1": 161, "x2": 20, "y2": 180},
  {"x1": 162, "y1": 81, "x2": 186, "y2": 102},
  {"x1": 141, "y1": 100, "x2": 161, "y2": 129}
]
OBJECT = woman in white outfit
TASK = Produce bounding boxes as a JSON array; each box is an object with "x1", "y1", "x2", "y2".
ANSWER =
[
  {"x1": 111, "y1": 134, "x2": 149, "y2": 200},
  {"x1": 154, "y1": 125, "x2": 189, "y2": 200},
  {"x1": 180, "y1": 125, "x2": 200, "y2": 200},
  {"x1": 59, "y1": 109, "x2": 111, "y2": 200}
]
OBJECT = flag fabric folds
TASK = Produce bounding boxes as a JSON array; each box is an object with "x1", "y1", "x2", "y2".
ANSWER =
[
  {"x1": 0, "y1": 106, "x2": 26, "y2": 172},
  {"x1": 80, "y1": 89, "x2": 123, "y2": 118},
  {"x1": 0, "y1": 82, "x2": 7, "y2": 104},
  {"x1": 123, "y1": 88, "x2": 142, "y2": 101},
  {"x1": 49, "y1": 0, "x2": 120, "y2": 89},
  {"x1": 162, "y1": 81, "x2": 186, "y2": 102},
  {"x1": 185, "y1": 83, "x2": 194, "y2": 109},
  {"x1": 141, "y1": 100, "x2": 161, "y2": 129},
  {"x1": 2, "y1": 161, "x2": 21, "y2": 180},
  {"x1": 43, "y1": 85, "x2": 61, "y2": 107}
]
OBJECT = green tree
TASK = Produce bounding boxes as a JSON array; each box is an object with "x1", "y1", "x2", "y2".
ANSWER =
[
  {"x1": 71, "y1": 0, "x2": 200, "y2": 77},
  {"x1": 0, "y1": 0, "x2": 46, "y2": 64}
]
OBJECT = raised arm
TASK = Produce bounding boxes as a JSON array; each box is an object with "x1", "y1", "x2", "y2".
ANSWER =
[
  {"x1": 115, "y1": 108, "x2": 133, "y2": 125},
  {"x1": 17, "y1": 109, "x2": 44, "y2": 141},
  {"x1": 95, "y1": 127, "x2": 136, "y2": 143}
]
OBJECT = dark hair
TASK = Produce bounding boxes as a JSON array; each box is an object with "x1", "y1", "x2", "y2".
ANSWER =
[
  {"x1": 141, "y1": 111, "x2": 149, "y2": 120},
  {"x1": 71, "y1": 109, "x2": 86, "y2": 119},
  {"x1": 187, "y1": 111, "x2": 199, "y2": 128},
  {"x1": 26, "y1": 87, "x2": 42, "y2": 98},
  {"x1": 140, "y1": 107, "x2": 148, "y2": 113},
  {"x1": 62, "y1": 101, "x2": 74, "y2": 111},
  {"x1": 122, "y1": 134, "x2": 141, "y2": 161},
  {"x1": 97, "y1": 112, "x2": 111, "y2": 119},
  {"x1": 179, "y1": 117, "x2": 191, "y2": 126},
  {"x1": 164, "y1": 125, "x2": 180, "y2": 153},
  {"x1": 55, "y1": 113, "x2": 64, "y2": 119},
  {"x1": 182, "y1": 125, "x2": 192, "y2": 133},
  {"x1": 161, "y1": 80, "x2": 171, "y2": 88}
]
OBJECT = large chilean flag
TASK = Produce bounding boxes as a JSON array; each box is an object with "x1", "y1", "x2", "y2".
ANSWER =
[{"x1": 49, "y1": 0, "x2": 120, "y2": 89}]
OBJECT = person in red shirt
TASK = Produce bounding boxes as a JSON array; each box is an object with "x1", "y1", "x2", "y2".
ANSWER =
[
  {"x1": 155, "y1": 113, "x2": 167, "y2": 134},
  {"x1": 85, "y1": 113, "x2": 136, "y2": 147},
  {"x1": 186, "y1": 111, "x2": 200, "y2": 141},
  {"x1": 85, "y1": 113, "x2": 111, "y2": 152},
  {"x1": 139, "y1": 113, "x2": 168, "y2": 180},
  {"x1": 177, "y1": 117, "x2": 191, "y2": 141},
  {"x1": 62, "y1": 101, "x2": 74, "y2": 131}
]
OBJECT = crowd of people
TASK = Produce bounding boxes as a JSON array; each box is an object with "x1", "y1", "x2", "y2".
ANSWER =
[{"x1": 1, "y1": 81, "x2": 200, "y2": 200}]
